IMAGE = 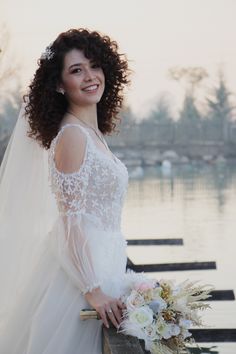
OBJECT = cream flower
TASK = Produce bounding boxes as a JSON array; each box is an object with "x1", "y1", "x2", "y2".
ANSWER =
[
  {"x1": 172, "y1": 296, "x2": 188, "y2": 312},
  {"x1": 152, "y1": 287, "x2": 162, "y2": 299},
  {"x1": 156, "y1": 318, "x2": 180, "y2": 339},
  {"x1": 144, "y1": 324, "x2": 160, "y2": 341},
  {"x1": 126, "y1": 290, "x2": 145, "y2": 310},
  {"x1": 129, "y1": 306, "x2": 154, "y2": 328}
]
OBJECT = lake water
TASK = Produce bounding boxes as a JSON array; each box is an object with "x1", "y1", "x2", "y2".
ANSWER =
[{"x1": 121, "y1": 161, "x2": 236, "y2": 354}]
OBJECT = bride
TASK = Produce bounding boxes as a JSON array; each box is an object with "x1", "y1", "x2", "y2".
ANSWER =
[{"x1": 0, "y1": 28, "x2": 132, "y2": 353}]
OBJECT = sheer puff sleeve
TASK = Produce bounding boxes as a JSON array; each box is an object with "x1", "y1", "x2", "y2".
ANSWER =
[{"x1": 50, "y1": 124, "x2": 102, "y2": 295}]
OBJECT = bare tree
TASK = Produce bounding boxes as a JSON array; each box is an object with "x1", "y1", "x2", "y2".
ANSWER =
[
  {"x1": 168, "y1": 66, "x2": 208, "y2": 122},
  {"x1": 168, "y1": 66, "x2": 208, "y2": 96}
]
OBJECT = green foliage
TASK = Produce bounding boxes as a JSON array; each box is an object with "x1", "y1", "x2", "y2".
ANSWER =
[
  {"x1": 147, "y1": 95, "x2": 173, "y2": 123},
  {"x1": 206, "y1": 71, "x2": 234, "y2": 123},
  {"x1": 0, "y1": 86, "x2": 21, "y2": 138},
  {"x1": 119, "y1": 104, "x2": 137, "y2": 127},
  {"x1": 179, "y1": 94, "x2": 201, "y2": 122}
]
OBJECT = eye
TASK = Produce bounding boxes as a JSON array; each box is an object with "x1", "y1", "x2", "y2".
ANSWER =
[
  {"x1": 91, "y1": 63, "x2": 100, "y2": 68},
  {"x1": 71, "y1": 68, "x2": 81, "y2": 74}
]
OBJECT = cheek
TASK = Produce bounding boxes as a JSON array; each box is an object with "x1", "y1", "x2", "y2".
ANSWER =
[{"x1": 63, "y1": 77, "x2": 81, "y2": 91}]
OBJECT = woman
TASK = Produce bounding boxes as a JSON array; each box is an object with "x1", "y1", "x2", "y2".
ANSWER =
[{"x1": 0, "y1": 28, "x2": 132, "y2": 353}]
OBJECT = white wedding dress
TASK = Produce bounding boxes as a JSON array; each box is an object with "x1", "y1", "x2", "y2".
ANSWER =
[{"x1": 0, "y1": 123, "x2": 129, "y2": 354}]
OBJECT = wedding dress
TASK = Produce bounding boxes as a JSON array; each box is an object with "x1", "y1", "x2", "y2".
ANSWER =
[{"x1": 0, "y1": 121, "x2": 129, "y2": 354}]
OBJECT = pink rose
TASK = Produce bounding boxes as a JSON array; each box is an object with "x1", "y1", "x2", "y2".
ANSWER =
[{"x1": 135, "y1": 282, "x2": 153, "y2": 292}]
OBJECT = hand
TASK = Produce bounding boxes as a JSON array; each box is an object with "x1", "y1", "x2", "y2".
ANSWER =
[{"x1": 84, "y1": 286, "x2": 126, "y2": 329}]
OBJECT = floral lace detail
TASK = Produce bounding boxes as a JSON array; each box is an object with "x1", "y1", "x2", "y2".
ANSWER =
[{"x1": 48, "y1": 123, "x2": 129, "y2": 232}]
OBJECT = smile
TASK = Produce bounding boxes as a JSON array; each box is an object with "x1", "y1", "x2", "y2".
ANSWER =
[{"x1": 82, "y1": 84, "x2": 99, "y2": 92}]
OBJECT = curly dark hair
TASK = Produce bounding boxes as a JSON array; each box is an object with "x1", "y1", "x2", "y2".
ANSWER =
[{"x1": 23, "y1": 28, "x2": 132, "y2": 149}]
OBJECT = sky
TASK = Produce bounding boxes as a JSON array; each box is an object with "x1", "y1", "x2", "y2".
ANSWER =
[{"x1": 1, "y1": 0, "x2": 236, "y2": 119}]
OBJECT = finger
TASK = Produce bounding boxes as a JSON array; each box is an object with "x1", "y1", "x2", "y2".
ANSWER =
[
  {"x1": 105, "y1": 305, "x2": 119, "y2": 329},
  {"x1": 98, "y1": 308, "x2": 109, "y2": 328},
  {"x1": 117, "y1": 299, "x2": 126, "y2": 309},
  {"x1": 111, "y1": 304, "x2": 122, "y2": 324},
  {"x1": 108, "y1": 311, "x2": 119, "y2": 329}
]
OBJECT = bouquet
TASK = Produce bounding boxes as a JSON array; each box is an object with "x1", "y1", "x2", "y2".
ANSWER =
[{"x1": 117, "y1": 270, "x2": 213, "y2": 354}]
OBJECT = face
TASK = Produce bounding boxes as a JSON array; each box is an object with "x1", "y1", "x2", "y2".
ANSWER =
[{"x1": 59, "y1": 48, "x2": 105, "y2": 107}]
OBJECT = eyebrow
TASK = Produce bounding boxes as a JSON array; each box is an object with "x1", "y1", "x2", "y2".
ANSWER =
[{"x1": 69, "y1": 61, "x2": 95, "y2": 70}]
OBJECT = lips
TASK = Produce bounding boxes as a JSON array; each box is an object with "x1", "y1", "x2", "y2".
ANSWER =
[{"x1": 82, "y1": 84, "x2": 99, "y2": 91}]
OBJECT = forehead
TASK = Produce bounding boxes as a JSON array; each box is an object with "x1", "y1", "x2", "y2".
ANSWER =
[{"x1": 63, "y1": 49, "x2": 93, "y2": 69}]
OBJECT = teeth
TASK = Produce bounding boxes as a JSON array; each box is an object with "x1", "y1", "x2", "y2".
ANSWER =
[{"x1": 83, "y1": 85, "x2": 98, "y2": 91}]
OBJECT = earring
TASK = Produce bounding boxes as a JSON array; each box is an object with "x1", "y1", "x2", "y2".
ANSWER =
[{"x1": 57, "y1": 88, "x2": 65, "y2": 95}]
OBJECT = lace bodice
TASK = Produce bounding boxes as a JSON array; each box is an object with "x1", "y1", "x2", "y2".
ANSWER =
[{"x1": 48, "y1": 123, "x2": 129, "y2": 232}]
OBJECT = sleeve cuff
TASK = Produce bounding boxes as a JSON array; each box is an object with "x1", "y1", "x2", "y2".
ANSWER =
[{"x1": 81, "y1": 282, "x2": 102, "y2": 295}]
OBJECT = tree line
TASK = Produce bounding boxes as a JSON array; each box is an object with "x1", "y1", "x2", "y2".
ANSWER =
[{"x1": 120, "y1": 67, "x2": 235, "y2": 128}]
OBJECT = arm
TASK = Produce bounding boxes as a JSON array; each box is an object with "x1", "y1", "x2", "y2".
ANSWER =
[
  {"x1": 53, "y1": 125, "x2": 101, "y2": 294},
  {"x1": 53, "y1": 125, "x2": 125, "y2": 327}
]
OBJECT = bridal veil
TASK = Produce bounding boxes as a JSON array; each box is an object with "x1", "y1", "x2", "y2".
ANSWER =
[{"x1": 0, "y1": 102, "x2": 58, "y2": 333}]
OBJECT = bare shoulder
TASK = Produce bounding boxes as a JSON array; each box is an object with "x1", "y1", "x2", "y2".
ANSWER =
[{"x1": 54, "y1": 124, "x2": 87, "y2": 174}]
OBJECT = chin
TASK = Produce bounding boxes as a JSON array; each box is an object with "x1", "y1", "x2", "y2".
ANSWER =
[
  {"x1": 88, "y1": 92, "x2": 104, "y2": 103},
  {"x1": 81, "y1": 97, "x2": 102, "y2": 106}
]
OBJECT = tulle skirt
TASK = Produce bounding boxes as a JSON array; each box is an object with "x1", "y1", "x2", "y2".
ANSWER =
[{"x1": 0, "y1": 216, "x2": 128, "y2": 354}]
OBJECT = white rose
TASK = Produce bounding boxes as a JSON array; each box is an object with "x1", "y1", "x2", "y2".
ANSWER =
[
  {"x1": 129, "y1": 306, "x2": 154, "y2": 328},
  {"x1": 156, "y1": 318, "x2": 171, "y2": 339},
  {"x1": 144, "y1": 324, "x2": 160, "y2": 341},
  {"x1": 156, "y1": 318, "x2": 180, "y2": 339},
  {"x1": 126, "y1": 290, "x2": 145, "y2": 311}
]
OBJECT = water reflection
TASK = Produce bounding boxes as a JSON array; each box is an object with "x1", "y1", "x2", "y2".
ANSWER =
[
  {"x1": 122, "y1": 162, "x2": 236, "y2": 354},
  {"x1": 125, "y1": 161, "x2": 236, "y2": 215},
  {"x1": 157, "y1": 162, "x2": 236, "y2": 205},
  {"x1": 187, "y1": 346, "x2": 219, "y2": 354},
  {"x1": 187, "y1": 343, "x2": 236, "y2": 354}
]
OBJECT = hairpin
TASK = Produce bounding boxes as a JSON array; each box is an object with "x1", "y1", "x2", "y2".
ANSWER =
[{"x1": 40, "y1": 44, "x2": 54, "y2": 60}]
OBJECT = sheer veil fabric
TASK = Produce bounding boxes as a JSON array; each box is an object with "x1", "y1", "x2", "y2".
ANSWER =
[{"x1": 0, "y1": 102, "x2": 58, "y2": 332}]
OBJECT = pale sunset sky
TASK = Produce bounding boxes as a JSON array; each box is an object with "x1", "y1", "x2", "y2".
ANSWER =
[{"x1": 1, "y1": 0, "x2": 236, "y2": 119}]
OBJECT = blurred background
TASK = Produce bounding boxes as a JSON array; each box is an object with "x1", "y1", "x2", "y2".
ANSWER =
[{"x1": 1, "y1": 0, "x2": 236, "y2": 352}]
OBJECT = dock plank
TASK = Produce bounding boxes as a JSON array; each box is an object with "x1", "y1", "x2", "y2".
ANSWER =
[
  {"x1": 204, "y1": 290, "x2": 235, "y2": 301},
  {"x1": 126, "y1": 238, "x2": 183, "y2": 246},
  {"x1": 126, "y1": 261, "x2": 217, "y2": 272},
  {"x1": 191, "y1": 328, "x2": 236, "y2": 342}
]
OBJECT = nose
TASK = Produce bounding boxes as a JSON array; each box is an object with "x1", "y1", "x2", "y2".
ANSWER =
[{"x1": 84, "y1": 67, "x2": 95, "y2": 81}]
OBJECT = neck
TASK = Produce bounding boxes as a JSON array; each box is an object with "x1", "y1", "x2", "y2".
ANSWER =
[{"x1": 67, "y1": 103, "x2": 98, "y2": 130}]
